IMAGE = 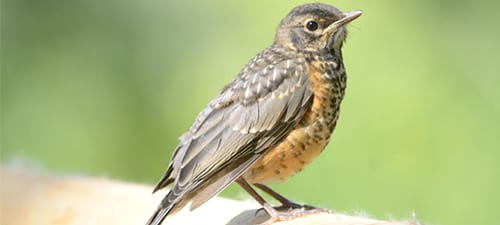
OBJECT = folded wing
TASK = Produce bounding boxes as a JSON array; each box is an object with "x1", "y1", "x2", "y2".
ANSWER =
[{"x1": 148, "y1": 48, "x2": 313, "y2": 225}]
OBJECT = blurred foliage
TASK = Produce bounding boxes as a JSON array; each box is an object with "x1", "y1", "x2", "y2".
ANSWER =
[{"x1": 1, "y1": 0, "x2": 499, "y2": 225}]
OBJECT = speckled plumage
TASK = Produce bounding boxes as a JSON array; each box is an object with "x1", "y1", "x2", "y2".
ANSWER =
[
  {"x1": 243, "y1": 52, "x2": 346, "y2": 184},
  {"x1": 147, "y1": 3, "x2": 361, "y2": 225}
]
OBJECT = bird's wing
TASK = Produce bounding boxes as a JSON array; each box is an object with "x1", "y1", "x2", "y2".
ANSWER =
[{"x1": 153, "y1": 48, "x2": 313, "y2": 214}]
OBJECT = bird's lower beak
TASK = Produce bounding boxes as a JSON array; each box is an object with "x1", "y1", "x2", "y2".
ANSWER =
[{"x1": 323, "y1": 10, "x2": 363, "y2": 35}]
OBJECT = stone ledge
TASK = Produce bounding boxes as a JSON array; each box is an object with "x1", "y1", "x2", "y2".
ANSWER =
[{"x1": 0, "y1": 166, "x2": 421, "y2": 225}]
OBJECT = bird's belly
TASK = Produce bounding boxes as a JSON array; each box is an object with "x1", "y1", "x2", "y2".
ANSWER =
[
  {"x1": 243, "y1": 94, "x2": 340, "y2": 184},
  {"x1": 243, "y1": 123, "x2": 332, "y2": 184}
]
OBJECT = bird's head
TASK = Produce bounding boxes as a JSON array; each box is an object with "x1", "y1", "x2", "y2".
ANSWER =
[{"x1": 274, "y1": 3, "x2": 362, "y2": 55}]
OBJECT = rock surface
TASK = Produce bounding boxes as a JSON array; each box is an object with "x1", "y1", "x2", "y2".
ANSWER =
[{"x1": 0, "y1": 166, "x2": 420, "y2": 225}]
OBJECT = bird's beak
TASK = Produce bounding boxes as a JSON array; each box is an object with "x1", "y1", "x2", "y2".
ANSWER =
[{"x1": 322, "y1": 10, "x2": 363, "y2": 35}]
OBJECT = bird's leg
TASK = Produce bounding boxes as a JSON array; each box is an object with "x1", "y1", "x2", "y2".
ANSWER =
[
  {"x1": 236, "y1": 178, "x2": 281, "y2": 224},
  {"x1": 236, "y1": 178, "x2": 328, "y2": 225},
  {"x1": 253, "y1": 183, "x2": 319, "y2": 211}
]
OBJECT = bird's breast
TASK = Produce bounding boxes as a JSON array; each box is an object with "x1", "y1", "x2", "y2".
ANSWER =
[{"x1": 243, "y1": 58, "x2": 345, "y2": 184}]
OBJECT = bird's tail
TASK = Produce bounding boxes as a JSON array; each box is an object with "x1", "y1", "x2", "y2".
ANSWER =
[{"x1": 146, "y1": 199, "x2": 177, "y2": 225}]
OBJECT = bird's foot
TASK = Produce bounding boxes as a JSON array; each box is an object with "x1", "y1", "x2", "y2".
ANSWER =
[
  {"x1": 258, "y1": 202, "x2": 330, "y2": 225},
  {"x1": 273, "y1": 201, "x2": 329, "y2": 212}
]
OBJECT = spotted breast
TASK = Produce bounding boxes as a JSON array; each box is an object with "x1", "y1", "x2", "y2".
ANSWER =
[{"x1": 243, "y1": 50, "x2": 346, "y2": 184}]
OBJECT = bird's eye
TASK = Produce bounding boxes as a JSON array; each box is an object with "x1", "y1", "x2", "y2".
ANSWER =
[{"x1": 306, "y1": 20, "x2": 318, "y2": 31}]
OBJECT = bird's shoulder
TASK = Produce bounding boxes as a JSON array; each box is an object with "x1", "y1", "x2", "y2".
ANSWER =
[{"x1": 212, "y1": 46, "x2": 309, "y2": 108}]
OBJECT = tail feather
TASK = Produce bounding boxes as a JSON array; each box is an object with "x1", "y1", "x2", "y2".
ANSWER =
[
  {"x1": 146, "y1": 203, "x2": 175, "y2": 225},
  {"x1": 147, "y1": 191, "x2": 189, "y2": 225}
]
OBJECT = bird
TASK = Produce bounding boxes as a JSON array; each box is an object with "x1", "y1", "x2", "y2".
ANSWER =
[{"x1": 147, "y1": 3, "x2": 362, "y2": 225}]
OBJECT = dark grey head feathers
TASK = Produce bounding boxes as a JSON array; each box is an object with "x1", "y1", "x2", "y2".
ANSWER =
[{"x1": 274, "y1": 3, "x2": 361, "y2": 54}]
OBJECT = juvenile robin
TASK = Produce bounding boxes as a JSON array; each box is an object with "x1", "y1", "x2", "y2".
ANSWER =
[{"x1": 147, "y1": 3, "x2": 362, "y2": 225}]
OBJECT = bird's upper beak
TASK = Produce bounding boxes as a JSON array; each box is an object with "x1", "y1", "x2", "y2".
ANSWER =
[{"x1": 322, "y1": 10, "x2": 363, "y2": 35}]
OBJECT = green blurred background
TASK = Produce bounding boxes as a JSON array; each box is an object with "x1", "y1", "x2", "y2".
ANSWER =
[{"x1": 2, "y1": 0, "x2": 499, "y2": 224}]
